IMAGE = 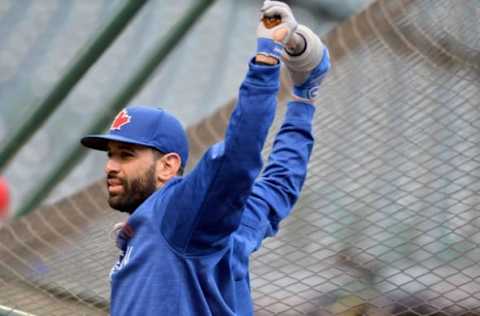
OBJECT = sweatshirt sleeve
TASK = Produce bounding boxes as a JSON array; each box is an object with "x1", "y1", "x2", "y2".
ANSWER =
[
  {"x1": 160, "y1": 60, "x2": 280, "y2": 255},
  {"x1": 237, "y1": 101, "x2": 316, "y2": 253}
]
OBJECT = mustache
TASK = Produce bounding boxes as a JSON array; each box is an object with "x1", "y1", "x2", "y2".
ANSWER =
[
  {"x1": 107, "y1": 172, "x2": 123, "y2": 180},
  {"x1": 106, "y1": 174, "x2": 126, "y2": 186}
]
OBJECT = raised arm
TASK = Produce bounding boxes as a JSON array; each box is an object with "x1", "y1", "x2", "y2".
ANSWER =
[
  {"x1": 242, "y1": 102, "x2": 315, "y2": 239},
  {"x1": 161, "y1": 1, "x2": 299, "y2": 255},
  {"x1": 231, "y1": 101, "x2": 316, "y2": 283},
  {"x1": 235, "y1": 24, "x2": 331, "y2": 253}
]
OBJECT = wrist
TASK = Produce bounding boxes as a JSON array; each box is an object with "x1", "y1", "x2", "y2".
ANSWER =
[
  {"x1": 255, "y1": 54, "x2": 279, "y2": 65},
  {"x1": 292, "y1": 94, "x2": 315, "y2": 104},
  {"x1": 256, "y1": 37, "x2": 283, "y2": 61}
]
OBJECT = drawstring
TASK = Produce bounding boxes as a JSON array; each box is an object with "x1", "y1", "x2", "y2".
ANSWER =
[{"x1": 110, "y1": 222, "x2": 126, "y2": 241}]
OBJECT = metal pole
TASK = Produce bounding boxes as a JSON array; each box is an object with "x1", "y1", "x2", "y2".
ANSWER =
[
  {"x1": 0, "y1": 0, "x2": 149, "y2": 173},
  {"x1": 15, "y1": 0, "x2": 216, "y2": 218},
  {"x1": 0, "y1": 304, "x2": 36, "y2": 316}
]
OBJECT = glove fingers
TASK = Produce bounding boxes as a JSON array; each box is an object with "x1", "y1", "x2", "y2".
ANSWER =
[
  {"x1": 256, "y1": 0, "x2": 298, "y2": 57},
  {"x1": 261, "y1": 0, "x2": 289, "y2": 12},
  {"x1": 262, "y1": 6, "x2": 293, "y2": 21},
  {"x1": 260, "y1": 6, "x2": 297, "y2": 44}
]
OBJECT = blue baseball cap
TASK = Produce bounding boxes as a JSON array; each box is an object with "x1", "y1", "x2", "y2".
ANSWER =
[{"x1": 81, "y1": 106, "x2": 189, "y2": 167}]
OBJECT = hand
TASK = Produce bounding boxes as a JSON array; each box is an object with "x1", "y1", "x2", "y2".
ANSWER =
[
  {"x1": 282, "y1": 25, "x2": 331, "y2": 101},
  {"x1": 256, "y1": 0, "x2": 298, "y2": 62}
]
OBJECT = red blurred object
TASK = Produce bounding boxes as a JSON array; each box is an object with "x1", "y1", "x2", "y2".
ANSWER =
[{"x1": 0, "y1": 177, "x2": 10, "y2": 219}]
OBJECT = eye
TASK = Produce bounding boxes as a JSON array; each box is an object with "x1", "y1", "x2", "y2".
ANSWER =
[{"x1": 120, "y1": 151, "x2": 134, "y2": 159}]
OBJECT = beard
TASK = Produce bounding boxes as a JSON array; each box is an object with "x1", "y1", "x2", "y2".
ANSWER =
[{"x1": 107, "y1": 164, "x2": 157, "y2": 214}]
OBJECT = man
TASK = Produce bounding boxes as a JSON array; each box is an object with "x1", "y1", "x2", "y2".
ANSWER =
[
  {"x1": 81, "y1": 1, "x2": 329, "y2": 315},
  {"x1": 231, "y1": 24, "x2": 331, "y2": 315}
]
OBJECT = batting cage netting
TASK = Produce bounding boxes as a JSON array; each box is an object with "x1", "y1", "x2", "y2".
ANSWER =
[{"x1": 1, "y1": 0, "x2": 480, "y2": 315}]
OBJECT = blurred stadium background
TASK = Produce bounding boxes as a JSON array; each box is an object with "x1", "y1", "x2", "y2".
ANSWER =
[{"x1": 0, "y1": 0, "x2": 479, "y2": 315}]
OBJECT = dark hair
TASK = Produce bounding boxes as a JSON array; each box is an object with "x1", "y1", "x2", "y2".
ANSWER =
[{"x1": 152, "y1": 149, "x2": 184, "y2": 176}]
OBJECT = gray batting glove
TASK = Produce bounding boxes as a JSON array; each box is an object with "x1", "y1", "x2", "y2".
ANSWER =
[
  {"x1": 256, "y1": 0, "x2": 298, "y2": 60},
  {"x1": 282, "y1": 25, "x2": 331, "y2": 101}
]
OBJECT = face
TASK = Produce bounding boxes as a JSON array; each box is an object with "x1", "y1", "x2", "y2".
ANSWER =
[{"x1": 105, "y1": 142, "x2": 158, "y2": 214}]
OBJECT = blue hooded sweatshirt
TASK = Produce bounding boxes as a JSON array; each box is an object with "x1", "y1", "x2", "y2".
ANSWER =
[{"x1": 110, "y1": 60, "x2": 279, "y2": 315}]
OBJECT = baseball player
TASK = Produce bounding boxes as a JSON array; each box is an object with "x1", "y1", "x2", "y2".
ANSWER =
[
  {"x1": 232, "y1": 18, "x2": 331, "y2": 316},
  {"x1": 80, "y1": 1, "x2": 329, "y2": 314}
]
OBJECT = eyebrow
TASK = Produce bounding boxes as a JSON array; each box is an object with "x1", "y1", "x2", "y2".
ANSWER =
[
  {"x1": 107, "y1": 144, "x2": 137, "y2": 152},
  {"x1": 118, "y1": 145, "x2": 136, "y2": 151}
]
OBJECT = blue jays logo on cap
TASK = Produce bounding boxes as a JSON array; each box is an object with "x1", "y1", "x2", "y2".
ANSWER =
[
  {"x1": 80, "y1": 106, "x2": 190, "y2": 167},
  {"x1": 111, "y1": 109, "x2": 131, "y2": 131}
]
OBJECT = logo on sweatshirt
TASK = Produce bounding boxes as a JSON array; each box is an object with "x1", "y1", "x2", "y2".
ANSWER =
[
  {"x1": 110, "y1": 246, "x2": 134, "y2": 280},
  {"x1": 110, "y1": 223, "x2": 135, "y2": 280}
]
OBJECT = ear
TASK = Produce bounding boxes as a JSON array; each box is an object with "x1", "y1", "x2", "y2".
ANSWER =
[{"x1": 155, "y1": 153, "x2": 181, "y2": 186}]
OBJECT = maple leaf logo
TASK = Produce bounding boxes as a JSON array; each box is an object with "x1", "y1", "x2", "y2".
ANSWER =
[{"x1": 111, "y1": 110, "x2": 131, "y2": 130}]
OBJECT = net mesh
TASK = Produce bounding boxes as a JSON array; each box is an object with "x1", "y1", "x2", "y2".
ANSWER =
[{"x1": 1, "y1": 0, "x2": 480, "y2": 315}]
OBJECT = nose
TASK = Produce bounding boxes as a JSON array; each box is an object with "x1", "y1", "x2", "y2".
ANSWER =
[{"x1": 105, "y1": 157, "x2": 120, "y2": 175}]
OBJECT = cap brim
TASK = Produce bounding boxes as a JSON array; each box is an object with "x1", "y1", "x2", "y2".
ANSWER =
[{"x1": 81, "y1": 134, "x2": 153, "y2": 151}]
